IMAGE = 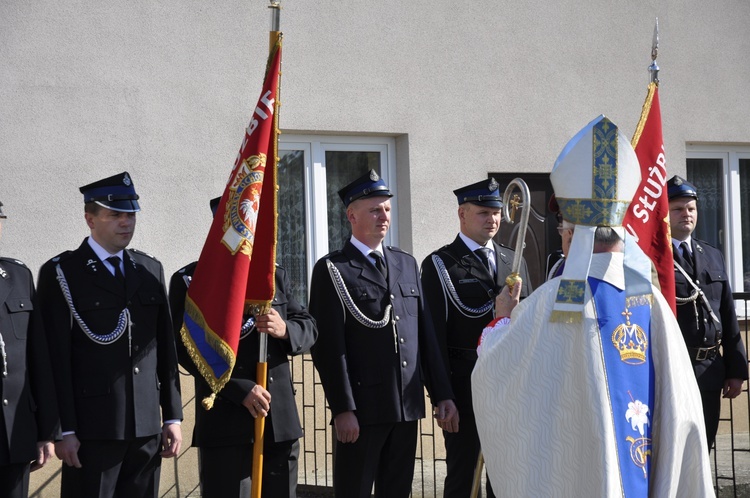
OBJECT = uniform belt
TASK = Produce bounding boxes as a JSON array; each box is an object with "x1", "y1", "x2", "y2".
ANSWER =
[
  {"x1": 448, "y1": 347, "x2": 478, "y2": 361},
  {"x1": 688, "y1": 345, "x2": 719, "y2": 361}
]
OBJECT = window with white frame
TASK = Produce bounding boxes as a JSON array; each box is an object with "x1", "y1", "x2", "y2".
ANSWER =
[
  {"x1": 276, "y1": 135, "x2": 398, "y2": 303},
  {"x1": 686, "y1": 146, "x2": 750, "y2": 292}
]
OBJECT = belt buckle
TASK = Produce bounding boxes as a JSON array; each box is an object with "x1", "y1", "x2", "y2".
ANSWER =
[{"x1": 695, "y1": 348, "x2": 709, "y2": 361}]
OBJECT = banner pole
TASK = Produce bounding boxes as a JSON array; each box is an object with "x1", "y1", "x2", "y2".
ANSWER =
[{"x1": 250, "y1": 4, "x2": 281, "y2": 498}]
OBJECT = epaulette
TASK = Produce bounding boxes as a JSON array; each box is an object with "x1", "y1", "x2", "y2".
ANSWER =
[
  {"x1": 433, "y1": 244, "x2": 451, "y2": 255},
  {"x1": 49, "y1": 250, "x2": 74, "y2": 263},
  {"x1": 387, "y1": 245, "x2": 411, "y2": 256},
  {"x1": 0, "y1": 256, "x2": 28, "y2": 268},
  {"x1": 129, "y1": 248, "x2": 160, "y2": 262},
  {"x1": 176, "y1": 261, "x2": 198, "y2": 274},
  {"x1": 694, "y1": 238, "x2": 716, "y2": 252}
]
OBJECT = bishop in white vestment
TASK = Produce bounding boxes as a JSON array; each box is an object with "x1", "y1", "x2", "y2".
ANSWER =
[{"x1": 472, "y1": 115, "x2": 713, "y2": 497}]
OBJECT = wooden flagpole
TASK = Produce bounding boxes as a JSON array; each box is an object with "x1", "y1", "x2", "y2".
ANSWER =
[{"x1": 250, "y1": 3, "x2": 281, "y2": 497}]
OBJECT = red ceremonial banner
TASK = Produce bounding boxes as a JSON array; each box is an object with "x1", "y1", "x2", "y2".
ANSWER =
[
  {"x1": 180, "y1": 38, "x2": 282, "y2": 396},
  {"x1": 624, "y1": 83, "x2": 677, "y2": 314}
]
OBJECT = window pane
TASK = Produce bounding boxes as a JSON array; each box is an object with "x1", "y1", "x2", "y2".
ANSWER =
[
  {"x1": 278, "y1": 149, "x2": 308, "y2": 305},
  {"x1": 687, "y1": 158, "x2": 724, "y2": 253},
  {"x1": 741, "y1": 159, "x2": 750, "y2": 291},
  {"x1": 324, "y1": 151, "x2": 381, "y2": 250}
]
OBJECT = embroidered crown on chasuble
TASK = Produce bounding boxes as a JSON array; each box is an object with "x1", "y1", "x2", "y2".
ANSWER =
[{"x1": 548, "y1": 115, "x2": 651, "y2": 323}]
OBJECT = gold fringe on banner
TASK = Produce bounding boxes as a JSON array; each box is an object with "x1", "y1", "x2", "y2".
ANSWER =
[
  {"x1": 180, "y1": 296, "x2": 237, "y2": 409},
  {"x1": 631, "y1": 82, "x2": 657, "y2": 149}
]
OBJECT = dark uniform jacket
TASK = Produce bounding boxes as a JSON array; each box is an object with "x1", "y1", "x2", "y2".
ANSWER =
[
  {"x1": 309, "y1": 242, "x2": 453, "y2": 426},
  {"x1": 0, "y1": 258, "x2": 58, "y2": 465},
  {"x1": 169, "y1": 263, "x2": 317, "y2": 447},
  {"x1": 37, "y1": 239, "x2": 182, "y2": 440},
  {"x1": 674, "y1": 238, "x2": 749, "y2": 390},
  {"x1": 421, "y1": 235, "x2": 531, "y2": 414}
]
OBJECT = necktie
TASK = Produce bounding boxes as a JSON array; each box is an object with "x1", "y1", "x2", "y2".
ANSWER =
[
  {"x1": 107, "y1": 256, "x2": 126, "y2": 285},
  {"x1": 371, "y1": 251, "x2": 388, "y2": 280},
  {"x1": 680, "y1": 242, "x2": 694, "y2": 274},
  {"x1": 475, "y1": 247, "x2": 494, "y2": 276}
]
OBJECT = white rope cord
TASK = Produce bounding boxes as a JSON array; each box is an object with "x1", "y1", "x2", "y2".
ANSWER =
[
  {"x1": 326, "y1": 259, "x2": 392, "y2": 329},
  {"x1": 55, "y1": 264, "x2": 132, "y2": 353},
  {"x1": 0, "y1": 332, "x2": 7, "y2": 377},
  {"x1": 432, "y1": 254, "x2": 493, "y2": 318}
]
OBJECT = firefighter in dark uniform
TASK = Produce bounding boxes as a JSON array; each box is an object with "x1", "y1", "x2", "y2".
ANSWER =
[
  {"x1": 421, "y1": 178, "x2": 532, "y2": 498},
  {"x1": 668, "y1": 175, "x2": 748, "y2": 449},
  {"x1": 36, "y1": 172, "x2": 183, "y2": 498},
  {"x1": 0, "y1": 200, "x2": 59, "y2": 498},
  {"x1": 169, "y1": 197, "x2": 317, "y2": 498},
  {"x1": 309, "y1": 170, "x2": 457, "y2": 498}
]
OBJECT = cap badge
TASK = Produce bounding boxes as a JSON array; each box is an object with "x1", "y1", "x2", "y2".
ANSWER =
[
  {"x1": 123, "y1": 173, "x2": 132, "y2": 186},
  {"x1": 369, "y1": 170, "x2": 380, "y2": 181},
  {"x1": 488, "y1": 178, "x2": 499, "y2": 192}
]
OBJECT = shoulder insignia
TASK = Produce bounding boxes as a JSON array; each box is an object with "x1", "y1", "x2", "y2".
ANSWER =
[
  {"x1": 129, "y1": 248, "x2": 159, "y2": 261},
  {"x1": 50, "y1": 250, "x2": 74, "y2": 264},
  {"x1": 0, "y1": 256, "x2": 27, "y2": 268},
  {"x1": 177, "y1": 261, "x2": 198, "y2": 274},
  {"x1": 387, "y1": 245, "x2": 411, "y2": 256},
  {"x1": 434, "y1": 244, "x2": 453, "y2": 255}
]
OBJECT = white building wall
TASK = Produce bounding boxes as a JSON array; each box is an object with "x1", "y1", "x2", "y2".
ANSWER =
[
  {"x1": 2, "y1": 0, "x2": 749, "y2": 276},
  {"x1": 2, "y1": 1, "x2": 749, "y2": 496}
]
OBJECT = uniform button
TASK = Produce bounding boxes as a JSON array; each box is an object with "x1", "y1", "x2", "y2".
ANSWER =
[
  {"x1": 410, "y1": 288, "x2": 415, "y2": 294},
  {"x1": 269, "y1": 377, "x2": 274, "y2": 383},
  {"x1": 399, "y1": 337, "x2": 405, "y2": 344},
  {"x1": 2, "y1": 399, "x2": 7, "y2": 406},
  {"x1": 134, "y1": 367, "x2": 140, "y2": 374},
  {"x1": 134, "y1": 345, "x2": 139, "y2": 352},
  {"x1": 95, "y1": 302, "x2": 100, "y2": 306},
  {"x1": 390, "y1": 294, "x2": 395, "y2": 299},
  {"x1": 395, "y1": 315, "x2": 400, "y2": 321},
  {"x1": 19, "y1": 303, "x2": 24, "y2": 308},
  {"x1": 402, "y1": 361, "x2": 407, "y2": 367}
]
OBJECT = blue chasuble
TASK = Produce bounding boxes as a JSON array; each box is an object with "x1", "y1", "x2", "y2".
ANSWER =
[{"x1": 589, "y1": 277, "x2": 654, "y2": 496}]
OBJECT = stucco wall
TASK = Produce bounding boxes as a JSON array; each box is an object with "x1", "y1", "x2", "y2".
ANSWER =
[
  {"x1": 2, "y1": 0, "x2": 749, "y2": 273},
  {"x1": 2, "y1": 2, "x2": 749, "y2": 495}
]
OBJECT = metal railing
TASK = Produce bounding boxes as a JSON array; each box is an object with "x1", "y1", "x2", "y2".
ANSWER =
[{"x1": 710, "y1": 292, "x2": 750, "y2": 497}]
